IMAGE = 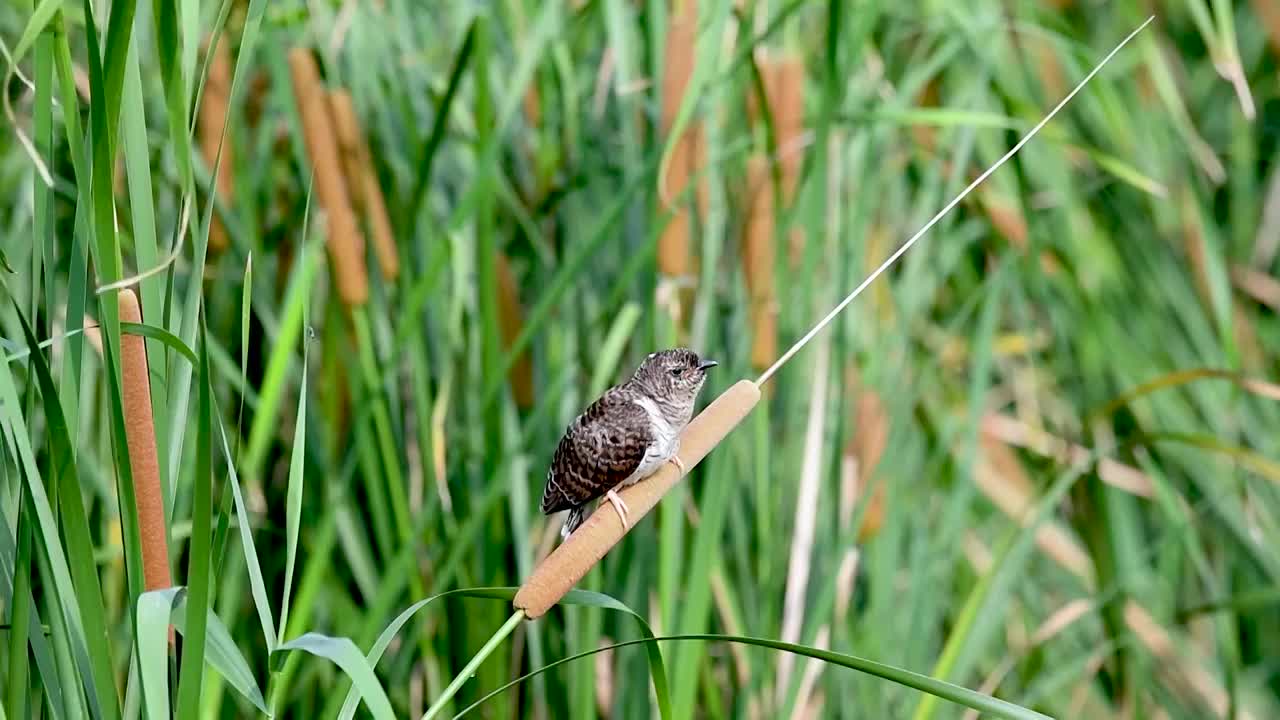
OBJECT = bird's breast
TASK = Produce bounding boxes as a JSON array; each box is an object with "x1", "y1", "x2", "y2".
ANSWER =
[{"x1": 632, "y1": 395, "x2": 679, "y2": 458}]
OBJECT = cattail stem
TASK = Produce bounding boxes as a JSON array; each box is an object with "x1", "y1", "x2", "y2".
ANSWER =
[
  {"x1": 118, "y1": 289, "x2": 172, "y2": 592},
  {"x1": 287, "y1": 48, "x2": 369, "y2": 306},
  {"x1": 420, "y1": 610, "x2": 525, "y2": 720},
  {"x1": 513, "y1": 380, "x2": 761, "y2": 619}
]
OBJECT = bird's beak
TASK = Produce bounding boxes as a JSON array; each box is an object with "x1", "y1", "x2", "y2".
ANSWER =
[{"x1": 697, "y1": 359, "x2": 719, "y2": 371}]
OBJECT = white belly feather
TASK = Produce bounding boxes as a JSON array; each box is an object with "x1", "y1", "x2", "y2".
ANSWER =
[{"x1": 621, "y1": 395, "x2": 680, "y2": 486}]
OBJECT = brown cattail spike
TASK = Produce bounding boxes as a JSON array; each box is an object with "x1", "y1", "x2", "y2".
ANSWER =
[
  {"x1": 514, "y1": 380, "x2": 761, "y2": 619},
  {"x1": 657, "y1": 0, "x2": 705, "y2": 282},
  {"x1": 328, "y1": 90, "x2": 399, "y2": 282},
  {"x1": 850, "y1": 390, "x2": 889, "y2": 542},
  {"x1": 658, "y1": 126, "x2": 704, "y2": 278},
  {"x1": 329, "y1": 90, "x2": 366, "y2": 214},
  {"x1": 752, "y1": 52, "x2": 805, "y2": 263},
  {"x1": 358, "y1": 148, "x2": 400, "y2": 282},
  {"x1": 119, "y1": 289, "x2": 173, "y2": 592},
  {"x1": 288, "y1": 48, "x2": 369, "y2": 306},
  {"x1": 495, "y1": 253, "x2": 534, "y2": 408},
  {"x1": 743, "y1": 155, "x2": 777, "y2": 370},
  {"x1": 660, "y1": 0, "x2": 697, "y2": 134},
  {"x1": 199, "y1": 35, "x2": 236, "y2": 253},
  {"x1": 766, "y1": 54, "x2": 805, "y2": 200}
]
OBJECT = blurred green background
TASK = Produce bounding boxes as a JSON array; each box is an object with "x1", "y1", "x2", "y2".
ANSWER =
[{"x1": 1, "y1": 0, "x2": 1279, "y2": 718}]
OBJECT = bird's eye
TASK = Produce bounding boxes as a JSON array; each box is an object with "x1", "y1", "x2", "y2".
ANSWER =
[{"x1": 669, "y1": 367, "x2": 684, "y2": 376}]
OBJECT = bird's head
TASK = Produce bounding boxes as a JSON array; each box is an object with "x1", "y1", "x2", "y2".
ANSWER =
[{"x1": 630, "y1": 347, "x2": 718, "y2": 413}]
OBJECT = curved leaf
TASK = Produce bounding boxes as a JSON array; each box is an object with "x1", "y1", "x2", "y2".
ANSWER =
[
  {"x1": 454, "y1": 634, "x2": 1050, "y2": 720},
  {"x1": 135, "y1": 588, "x2": 183, "y2": 720},
  {"x1": 1090, "y1": 368, "x2": 1280, "y2": 422},
  {"x1": 278, "y1": 633, "x2": 395, "y2": 720},
  {"x1": 133, "y1": 590, "x2": 270, "y2": 715},
  {"x1": 120, "y1": 322, "x2": 198, "y2": 367},
  {"x1": 177, "y1": 599, "x2": 269, "y2": 714},
  {"x1": 337, "y1": 588, "x2": 670, "y2": 720},
  {"x1": 1143, "y1": 432, "x2": 1280, "y2": 484}
]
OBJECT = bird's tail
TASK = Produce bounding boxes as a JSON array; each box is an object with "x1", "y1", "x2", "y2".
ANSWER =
[{"x1": 560, "y1": 505, "x2": 588, "y2": 539}]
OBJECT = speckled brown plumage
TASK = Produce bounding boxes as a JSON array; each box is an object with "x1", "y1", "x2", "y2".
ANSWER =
[
  {"x1": 540, "y1": 348, "x2": 718, "y2": 539},
  {"x1": 541, "y1": 388, "x2": 653, "y2": 516}
]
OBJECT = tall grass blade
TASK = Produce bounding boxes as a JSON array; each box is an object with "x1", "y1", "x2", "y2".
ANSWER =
[{"x1": 175, "y1": 317, "x2": 215, "y2": 717}]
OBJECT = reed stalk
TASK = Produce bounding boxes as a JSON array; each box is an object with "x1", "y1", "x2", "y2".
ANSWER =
[{"x1": 420, "y1": 610, "x2": 526, "y2": 720}]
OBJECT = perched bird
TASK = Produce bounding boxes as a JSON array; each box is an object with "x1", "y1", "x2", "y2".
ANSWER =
[{"x1": 541, "y1": 348, "x2": 718, "y2": 539}]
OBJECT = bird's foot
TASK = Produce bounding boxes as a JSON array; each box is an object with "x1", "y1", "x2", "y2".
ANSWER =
[
  {"x1": 668, "y1": 455, "x2": 687, "y2": 475},
  {"x1": 604, "y1": 488, "x2": 631, "y2": 530}
]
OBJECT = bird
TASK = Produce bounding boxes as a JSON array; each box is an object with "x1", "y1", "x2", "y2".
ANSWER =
[{"x1": 540, "y1": 347, "x2": 719, "y2": 539}]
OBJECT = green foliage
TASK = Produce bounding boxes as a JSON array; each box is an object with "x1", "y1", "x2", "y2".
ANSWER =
[{"x1": 1, "y1": 0, "x2": 1278, "y2": 718}]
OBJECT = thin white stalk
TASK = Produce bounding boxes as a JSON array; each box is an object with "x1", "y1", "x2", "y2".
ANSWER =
[
  {"x1": 756, "y1": 16, "x2": 1156, "y2": 387},
  {"x1": 776, "y1": 333, "x2": 831, "y2": 706}
]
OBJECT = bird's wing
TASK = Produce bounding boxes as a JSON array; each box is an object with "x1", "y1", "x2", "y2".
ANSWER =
[{"x1": 541, "y1": 390, "x2": 654, "y2": 514}]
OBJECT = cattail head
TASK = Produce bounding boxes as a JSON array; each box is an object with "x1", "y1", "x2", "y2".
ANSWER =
[
  {"x1": 656, "y1": 0, "x2": 706, "y2": 283},
  {"x1": 747, "y1": 51, "x2": 805, "y2": 267},
  {"x1": 743, "y1": 155, "x2": 777, "y2": 370},
  {"x1": 329, "y1": 90, "x2": 367, "y2": 215},
  {"x1": 657, "y1": 125, "x2": 705, "y2": 278},
  {"x1": 660, "y1": 0, "x2": 698, "y2": 135},
  {"x1": 199, "y1": 34, "x2": 236, "y2": 253},
  {"x1": 848, "y1": 388, "x2": 889, "y2": 542},
  {"x1": 118, "y1": 289, "x2": 173, "y2": 592},
  {"x1": 750, "y1": 51, "x2": 806, "y2": 202},
  {"x1": 495, "y1": 252, "x2": 534, "y2": 408},
  {"x1": 769, "y1": 55, "x2": 806, "y2": 201},
  {"x1": 287, "y1": 47, "x2": 369, "y2": 306},
  {"x1": 742, "y1": 155, "x2": 775, "y2": 299},
  {"x1": 328, "y1": 89, "x2": 400, "y2": 282}
]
